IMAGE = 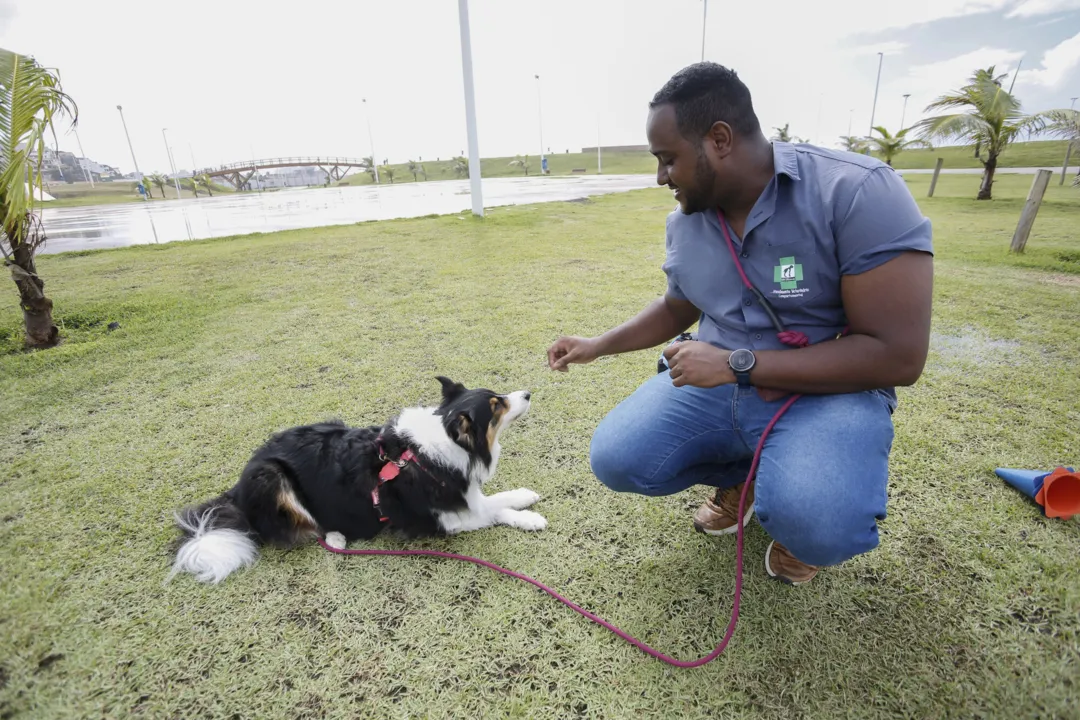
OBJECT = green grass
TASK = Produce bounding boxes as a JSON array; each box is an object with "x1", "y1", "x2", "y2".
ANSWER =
[
  {"x1": 44, "y1": 180, "x2": 232, "y2": 207},
  {"x1": 1, "y1": 174, "x2": 1078, "y2": 718},
  {"x1": 341, "y1": 140, "x2": 1077, "y2": 187}
]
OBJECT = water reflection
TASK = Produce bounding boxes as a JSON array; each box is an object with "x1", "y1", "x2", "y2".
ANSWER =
[{"x1": 38, "y1": 175, "x2": 657, "y2": 255}]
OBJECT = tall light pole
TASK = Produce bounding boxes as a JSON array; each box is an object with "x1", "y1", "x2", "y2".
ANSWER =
[
  {"x1": 900, "y1": 93, "x2": 911, "y2": 129},
  {"x1": 458, "y1": 0, "x2": 483, "y2": 216},
  {"x1": 597, "y1": 115, "x2": 602, "y2": 174},
  {"x1": 72, "y1": 126, "x2": 94, "y2": 188},
  {"x1": 1071, "y1": 97, "x2": 1078, "y2": 110},
  {"x1": 848, "y1": 108, "x2": 854, "y2": 138},
  {"x1": 362, "y1": 98, "x2": 379, "y2": 184},
  {"x1": 162, "y1": 128, "x2": 182, "y2": 199},
  {"x1": 700, "y1": 0, "x2": 708, "y2": 61},
  {"x1": 116, "y1": 105, "x2": 143, "y2": 183},
  {"x1": 867, "y1": 52, "x2": 884, "y2": 152},
  {"x1": 535, "y1": 74, "x2": 546, "y2": 173}
]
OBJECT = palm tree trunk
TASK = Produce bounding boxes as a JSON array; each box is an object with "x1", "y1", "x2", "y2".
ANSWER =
[
  {"x1": 977, "y1": 154, "x2": 997, "y2": 200},
  {"x1": 5, "y1": 226, "x2": 58, "y2": 348}
]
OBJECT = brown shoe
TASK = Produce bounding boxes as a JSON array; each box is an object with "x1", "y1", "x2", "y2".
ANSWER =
[
  {"x1": 764, "y1": 541, "x2": 819, "y2": 585},
  {"x1": 693, "y1": 483, "x2": 754, "y2": 536}
]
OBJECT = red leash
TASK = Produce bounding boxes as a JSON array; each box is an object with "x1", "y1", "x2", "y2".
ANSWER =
[{"x1": 319, "y1": 210, "x2": 818, "y2": 667}]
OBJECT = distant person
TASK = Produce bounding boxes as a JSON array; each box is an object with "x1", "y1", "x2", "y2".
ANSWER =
[{"x1": 547, "y1": 62, "x2": 933, "y2": 585}]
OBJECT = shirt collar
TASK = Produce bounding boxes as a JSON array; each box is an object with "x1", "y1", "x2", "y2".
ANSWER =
[{"x1": 772, "y1": 141, "x2": 801, "y2": 181}]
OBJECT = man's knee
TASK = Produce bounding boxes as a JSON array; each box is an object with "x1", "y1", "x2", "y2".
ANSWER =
[{"x1": 588, "y1": 419, "x2": 647, "y2": 493}]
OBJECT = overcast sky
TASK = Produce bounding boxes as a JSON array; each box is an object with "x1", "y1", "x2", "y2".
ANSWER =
[{"x1": 1, "y1": 0, "x2": 1078, "y2": 175}]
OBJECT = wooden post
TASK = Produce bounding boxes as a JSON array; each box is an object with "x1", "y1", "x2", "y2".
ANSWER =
[
  {"x1": 1061, "y1": 142, "x2": 1074, "y2": 186},
  {"x1": 927, "y1": 158, "x2": 944, "y2": 197},
  {"x1": 1010, "y1": 169, "x2": 1053, "y2": 254}
]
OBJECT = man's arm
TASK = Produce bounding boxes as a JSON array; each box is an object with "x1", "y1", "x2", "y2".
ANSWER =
[
  {"x1": 548, "y1": 293, "x2": 700, "y2": 371},
  {"x1": 663, "y1": 251, "x2": 933, "y2": 392}
]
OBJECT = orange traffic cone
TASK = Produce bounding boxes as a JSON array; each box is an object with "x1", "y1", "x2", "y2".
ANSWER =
[{"x1": 995, "y1": 466, "x2": 1080, "y2": 520}]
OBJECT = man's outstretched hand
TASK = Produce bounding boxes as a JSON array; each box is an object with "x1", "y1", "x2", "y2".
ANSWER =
[{"x1": 547, "y1": 336, "x2": 601, "y2": 372}]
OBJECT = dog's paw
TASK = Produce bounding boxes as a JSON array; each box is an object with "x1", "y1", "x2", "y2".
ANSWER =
[
  {"x1": 324, "y1": 531, "x2": 347, "y2": 550},
  {"x1": 499, "y1": 488, "x2": 542, "y2": 510},
  {"x1": 506, "y1": 510, "x2": 547, "y2": 531}
]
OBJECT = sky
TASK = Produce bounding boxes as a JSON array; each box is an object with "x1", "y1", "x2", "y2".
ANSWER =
[{"x1": 1, "y1": 0, "x2": 1078, "y2": 176}]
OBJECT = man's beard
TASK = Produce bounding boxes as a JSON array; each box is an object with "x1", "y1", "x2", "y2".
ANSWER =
[{"x1": 678, "y1": 148, "x2": 717, "y2": 215}]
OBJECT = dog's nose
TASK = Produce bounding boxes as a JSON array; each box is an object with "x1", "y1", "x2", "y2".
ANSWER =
[{"x1": 523, "y1": 391, "x2": 531, "y2": 401}]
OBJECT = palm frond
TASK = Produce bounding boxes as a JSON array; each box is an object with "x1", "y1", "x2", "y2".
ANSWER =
[
  {"x1": 1036, "y1": 109, "x2": 1080, "y2": 142},
  {"x1": 0, "y1": 49, "x2": 78, "y2": 247}
]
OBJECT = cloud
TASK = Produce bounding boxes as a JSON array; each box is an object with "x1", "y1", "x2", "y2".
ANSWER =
[
  {"x1": 1006, "y1": 0, "x2": 1080, "y2": 18},
  {"x1": 1018, "y1": 29, "x2": 1080, "y2": 87}
]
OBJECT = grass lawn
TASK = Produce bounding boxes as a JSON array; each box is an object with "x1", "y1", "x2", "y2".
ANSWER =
[
  {"x1": 1, "y1": 173, "x2": 1078, "y2": 718},
  {"x1": 44, "y1": 180, "x2": 231, "y2": 208}
]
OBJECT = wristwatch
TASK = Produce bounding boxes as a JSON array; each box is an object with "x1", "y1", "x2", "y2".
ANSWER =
[{"x1": 728, "y1": 348, "x2": 756, "y2": 387}]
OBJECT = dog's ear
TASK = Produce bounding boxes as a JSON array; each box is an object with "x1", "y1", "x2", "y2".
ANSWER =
[
  {"x1": 436, "y1": 376, "x2": 466, "y2": 402},
  {"x1": 449, "y1": 411, "x2": 474, "y2": 448}
]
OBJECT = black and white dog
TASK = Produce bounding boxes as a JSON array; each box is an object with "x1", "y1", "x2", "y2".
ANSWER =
[{"x1": 168, "y1": 377, "x2": 544, "y2": 584}]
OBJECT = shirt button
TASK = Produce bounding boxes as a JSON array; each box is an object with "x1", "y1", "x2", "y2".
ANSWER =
[
  {"x1": 744, "y1": 299, "x2": 751, "y2": 306},
  {"x1": 755, "y1": 333, "x2": 762, "y2": 340},
  {"x1": 741, "y1": 252, "x2": 748, "y2": 258}
]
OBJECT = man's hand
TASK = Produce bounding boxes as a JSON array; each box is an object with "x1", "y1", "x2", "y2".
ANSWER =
[
  {"x1": 662, "y1": 341, "x2": 734, "y2": 387},
  {"x1": 547, "y1": 336, "x2": 601, "y2": 372}
]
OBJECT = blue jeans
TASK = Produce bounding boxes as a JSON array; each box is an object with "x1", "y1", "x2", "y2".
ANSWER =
[{"x1": 589, "y1": 372, "x2": 896, "y2": 566}]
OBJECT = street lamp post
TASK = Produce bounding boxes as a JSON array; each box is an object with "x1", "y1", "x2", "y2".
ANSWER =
[
  {"x1": 900, "y1": 93, "x2": 911, "y2": 130},
  {"x1": 362, "y1": 98, "x2": 380, "y2": 184},
  {"x1": 535, "y1": 74, "x2": 546, "y2": 174},
  {"x1": 868, "y1": 52, "x2": 884, "y2": 150},
  {"x1": 162, "y1": 128, "x2": 183, "y2": 199},
  {"x1": 116, "y1": 105, "x2": 145, "y2": 199},
  {"x1": 458, "y1": 0, "x2": 483, "y2": 216},
  {"x1": 700, "y1": 0, "x2": 708, "y2": 62},
  {"x1": 72, "y1": 126, "x2": 94, "y2": 188}
]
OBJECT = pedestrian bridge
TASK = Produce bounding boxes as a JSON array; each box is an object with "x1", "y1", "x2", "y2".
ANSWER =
[{"x1": 196, "y1": 156, "x2": 369, "y2": 189}]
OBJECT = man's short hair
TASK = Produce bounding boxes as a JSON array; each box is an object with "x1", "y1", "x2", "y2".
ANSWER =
[{"x1": 649, "y1": 62, "x2": 761, "y2": 141}]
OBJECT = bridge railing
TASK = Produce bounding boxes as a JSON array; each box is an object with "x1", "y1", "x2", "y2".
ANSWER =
[{"x1": 196, "y1": 156, "x2": 371, "y2": 175}]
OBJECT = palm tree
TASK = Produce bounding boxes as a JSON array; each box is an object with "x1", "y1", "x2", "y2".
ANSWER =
[
  {"x1": 771, "y1": 123, "x2": 807, "y2": 143},
  {"x1": 1, "y1": 49, "x2": 77, "y2": 348},
  {"x1": 148, "y1": 173, "x2": 168, "y2": 198},
  {"x1": 451, "y1": 156, "x2": 469, "y2": 178},
  {"x1": 195, "y1": 173, "x2": 213, "y2": 197},
  {"x1": 359, "y1": 156, "x2": 377, "y2": 183},
  {"x1": 509, "y1": 155, "x2": 530, "y2": 176},
  {"x1": 839, "y1": 135, "x2": 868, "y2": 153},
  {"x1": 913, "y1": 66, "x2": 1053, "y2": 200},
  {"x1": 379, "y1": 165, "x2": 394, "y2": 184},
  {"x1": 864, "y1": 126, "x2": 931, "y2": 166},
  {"x1": 1040, "y1": 108, "x2": 1080, "y2": 185},
  {"x1": 406, "y1": 160, "x2": 427, "y2": 182}
]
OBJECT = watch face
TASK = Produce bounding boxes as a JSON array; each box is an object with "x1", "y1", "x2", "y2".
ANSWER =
[{"x1": 729, "y1": 349, "x2": 755, "y2": 372}]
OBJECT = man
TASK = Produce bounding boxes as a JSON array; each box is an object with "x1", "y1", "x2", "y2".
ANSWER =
[{"x1": 546, "y1": 62, "x2": 933, "y2": 585}]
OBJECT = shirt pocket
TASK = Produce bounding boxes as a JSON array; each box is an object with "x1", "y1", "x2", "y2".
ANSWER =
[{"x1": 755, "y1": 236, "x2": 827, "y2": 308}]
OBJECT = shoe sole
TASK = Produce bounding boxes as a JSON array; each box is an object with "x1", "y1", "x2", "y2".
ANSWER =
[
  {"x1": 693, "y1": 504, "x2": 754, "y2": 537},
  {"x1": 764, "y1": 540, "x2": 815, "y2": 586}
]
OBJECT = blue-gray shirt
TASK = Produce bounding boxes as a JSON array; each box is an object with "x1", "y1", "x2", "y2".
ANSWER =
[{"x1": 662, "y1": 142, "x2": 933, "y2": 400}]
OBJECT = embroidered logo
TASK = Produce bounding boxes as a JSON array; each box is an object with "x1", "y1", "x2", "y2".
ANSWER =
[{"x1": 774, "y1": 256, "x2": 803, "y2": 290}]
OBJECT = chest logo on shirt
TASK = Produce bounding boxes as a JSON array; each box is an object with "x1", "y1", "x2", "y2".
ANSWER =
[{"x1": 773, "y1": 256, "x2": 804, "y2": 290}]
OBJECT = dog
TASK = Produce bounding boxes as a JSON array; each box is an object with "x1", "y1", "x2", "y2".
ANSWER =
[{"x1": 168, "y1": 376, "x2": 544, "y2": 584}]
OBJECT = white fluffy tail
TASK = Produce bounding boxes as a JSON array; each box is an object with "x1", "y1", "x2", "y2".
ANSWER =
[{"x1": 167, "y1": 505, "x2": 258, "y2": 584}]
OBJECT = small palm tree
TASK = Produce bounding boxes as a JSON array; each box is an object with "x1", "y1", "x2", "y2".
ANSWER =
[
  {"x1": 359, "y1": 156, "x2": 376, "y2": 183},
  {"x1": 771, "y1": 123, "x2": 808, "y2": 143},
  {"x1": 149, "y1": 173, "x2": 168, "y2": 198},
  {"x1": 195, "y1": 173, "x2": 213, "y2": 197},
  {"x1": 864, "y1": 127, "x2": 931, "y2": 166},
  {"x1": 839, "y1": 135, "x2": 868, "y2": 153},
  {"x1": 509, "y1": 155, "x2": 531, "y2": 176},
  {"x1": 379, "y1": 165, "x2": 394, "y2": 184},
  {"x1": 1041, "y1": 108, "x2": 1080, "y2": 185},
  {"x1": 1, "y1": 48, "x2": 77, "y2": 347},
  {"x1": 451, "y1": 156, "x2": 469, "y2": 178},
  {"x1": 406, "y1": 160, "x2": 427, "y2": 182},
  {"x1": 913, "y1": 66, "x2": 1054, "y2": 200}
]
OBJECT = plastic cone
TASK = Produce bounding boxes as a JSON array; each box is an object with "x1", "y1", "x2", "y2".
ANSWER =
[{"x1": 996, "y1": 467, "x2": 1079, "y2": 520}]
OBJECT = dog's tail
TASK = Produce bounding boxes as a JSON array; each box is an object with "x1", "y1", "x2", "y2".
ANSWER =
[{"x1": 167, "y1": 494, "x2": 258, "y2": 584}]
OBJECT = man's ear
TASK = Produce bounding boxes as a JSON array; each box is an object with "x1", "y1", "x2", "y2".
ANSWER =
[
  {"x1": 449, "y1": 411, "x2": 473, "y2": 448},
  {"x1": 436, "y1": 376, "x2": 466, "y2": 402}
]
